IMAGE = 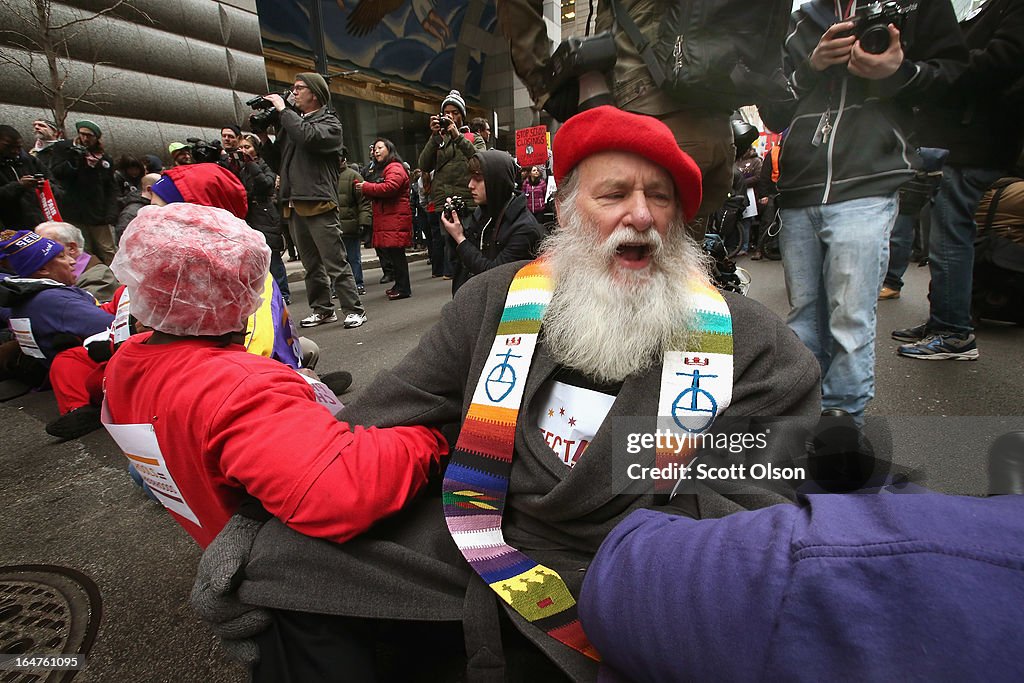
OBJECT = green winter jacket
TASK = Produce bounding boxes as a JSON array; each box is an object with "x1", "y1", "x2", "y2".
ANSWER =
[
  {"x1": 417, "y1": 129, "x2": 484, "y2": 208},
  {"x1": 338, "y1": 164, "x2": 371, "y2": 236}
]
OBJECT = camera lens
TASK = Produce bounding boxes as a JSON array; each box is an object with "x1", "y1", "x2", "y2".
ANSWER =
[{"x1": 859, "y1": 25, "x2": 890, "y2": 54}]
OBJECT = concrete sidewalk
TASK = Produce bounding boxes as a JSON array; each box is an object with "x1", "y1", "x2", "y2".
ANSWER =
[{"x1": 283, "y1": 246, "x2": 430, "y2": 282}]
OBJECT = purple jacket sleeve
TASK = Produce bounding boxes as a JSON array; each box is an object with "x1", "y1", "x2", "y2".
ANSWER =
[{"x1": 579, "y1": 506, "x2": 797, "y2": 681}]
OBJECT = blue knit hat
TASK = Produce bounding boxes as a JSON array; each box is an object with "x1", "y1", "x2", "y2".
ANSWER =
[
  {"x1": 0, "y1": 229, "x2": 65, "y2": 277},
  {"x1": 149, "y1": 174, "x2": 185, "y2": 205}
]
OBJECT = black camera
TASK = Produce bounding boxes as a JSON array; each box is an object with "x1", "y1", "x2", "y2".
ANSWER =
[
  {"x1": 187, "y1": 137, "x2": 223, "y2": 164},
  {"x1": 847, "y1": 1, "x2": 917, "y2": 55},
  {"x1": 442, "y1": 195, "x2": 467, "y2": 223},
  {"x1": 548, "y1": 33, "x2": 617, "y2": 94},
  {"x1": 246, "y1": 92, "x2": 290, "y2": 133}
]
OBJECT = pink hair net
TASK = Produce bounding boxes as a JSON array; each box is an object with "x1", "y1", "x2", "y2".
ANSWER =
[{"x1": 111, "y1": 203, "x2": 271, "y2": 336}]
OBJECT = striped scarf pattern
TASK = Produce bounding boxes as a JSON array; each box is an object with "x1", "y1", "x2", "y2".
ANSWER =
[{"x1": 443, "y1": 259, "x2": 733, "y2": 660}]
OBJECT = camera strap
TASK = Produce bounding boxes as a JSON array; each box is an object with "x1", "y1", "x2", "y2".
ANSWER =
[{"x1": 607, "y1": 0, "x2": 666, "y2": 87}]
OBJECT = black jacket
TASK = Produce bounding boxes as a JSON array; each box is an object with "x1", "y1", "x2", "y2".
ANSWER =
[
  {"x1": 0, "y1": 152, "x2": 57, "y2": 229},
  {"x1": 915, "y1": 0, "x2": 1024, "y2": 170},
  {"x1": 262, "y1": 107, "x2": 343, "y2": 204},
  {"x1": 453, "y1": 193, "x2": 544, "y2": 295},
  {"x1": 762, "y1": 0, "x2": 967, "y2": 209},
  {"x1": 239, "y1": 157, "x2": 282, "y2": 249},
  {"x1": 114, "y1": 191, "x2": 148, "y2": 243},
  {"x1": 49, "y1": 141, "x2": 119, "y2": 225}
]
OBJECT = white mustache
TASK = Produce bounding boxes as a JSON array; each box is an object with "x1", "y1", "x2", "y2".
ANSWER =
[{"x1": 604, "y1": 227, "x2": 665, "y2": 258}]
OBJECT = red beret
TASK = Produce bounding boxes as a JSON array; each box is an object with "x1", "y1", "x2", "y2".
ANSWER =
[
  {"x1": 162, "y1": 163, "x2": 248, "y2": 220},
  {"x1": 552, "y1": 106, "x2": 702, "y2": 222}
]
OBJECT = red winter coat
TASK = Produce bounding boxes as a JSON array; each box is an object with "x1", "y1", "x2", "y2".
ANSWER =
[{"x1": 362, "y1": 161, "x2": 412, "y2": 249}]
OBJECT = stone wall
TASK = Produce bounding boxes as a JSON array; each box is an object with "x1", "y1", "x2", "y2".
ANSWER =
[{"x1": 0, "y1": 0, "x2": 267, "y2": 164}]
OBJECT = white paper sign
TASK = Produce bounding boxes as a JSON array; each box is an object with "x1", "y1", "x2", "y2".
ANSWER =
[
  {"x1": 534, "y1": 380, "x2": 615, "y2": 467},
  {"x1": 300, "y1": 373, "x2": 344, "y2": 416},
  {"x1": 9, "y1": 318, "x2": 45, "y2": 359},
  {"x1": 101, "y1": 402, "x2": 201, "y2": 526}
]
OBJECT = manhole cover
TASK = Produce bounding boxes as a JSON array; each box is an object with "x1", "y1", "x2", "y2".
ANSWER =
[{"x1": 0, "y1": 565, "x2": 101, "y2": 683}]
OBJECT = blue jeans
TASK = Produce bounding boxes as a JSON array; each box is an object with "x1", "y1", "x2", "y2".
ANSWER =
[
  {"x1": 927, "y1": 167, "x2": 1004, "y2": 335},
  {"x1": 342, "y1": 235, "x2": 364, "y2": 288},
  {"x1": 780, "y1": 195, "x2": 897, "y2": 418},
  {"x1": 269, "y1": 249, "x2": 290, "y2": 300},
  {"x1": 883, "y1": 213, "x2": 916, "y2": 291},
  {"x1": 426, "y1": 211, "x2": 444, "y2": 277}
]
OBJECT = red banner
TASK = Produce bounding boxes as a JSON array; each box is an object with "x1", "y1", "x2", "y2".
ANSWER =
[
  {"x1": 515, "y1": 125, "x2": 548, "y2": 167},
  {"x1": 35, "y1": 179, "x2": 63, "y2": 222}
]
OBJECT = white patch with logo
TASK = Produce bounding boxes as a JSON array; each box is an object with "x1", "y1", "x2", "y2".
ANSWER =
[
  {"x1": 470, "y1": 334, "x2": 539, "y2": 409},
  {"x1": 657, "y1": 351, "x2": 733, "y2": 434}
]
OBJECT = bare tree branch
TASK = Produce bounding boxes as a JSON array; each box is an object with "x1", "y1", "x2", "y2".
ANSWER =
[{"x1": 51, "y1": 0, "x2": 152, "y2": 32}]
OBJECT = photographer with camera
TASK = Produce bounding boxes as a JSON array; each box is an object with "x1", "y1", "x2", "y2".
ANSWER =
[
  {"x1": 255, "y1": 73, "x2": 365, "y2": 329},
  {"x1": 440, "y1": 149, "x2": 544, "y2": 295},
  {"x1": 48, "y1": 120, "x2": 119, "y2": 265},
  {"x1": 418, "y1": 89, "x2": 485, "y2": 280},
  {"x1": 0, "y1": 125, "x2": 60, "y2": 230},
  {"x1": 758, "y1": 0, "x2": 967, "y2": 422},
  {"x1": 219, "y1": 125, "x2": 245, "y2": 176}
]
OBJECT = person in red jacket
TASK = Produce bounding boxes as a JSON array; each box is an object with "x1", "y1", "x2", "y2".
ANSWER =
[
  {"x1": 102, "y1": 203, "x2": 447, "y2": 547},
  {"x1": 357, "y1": 138, "x2": 413, "y2": 300}
]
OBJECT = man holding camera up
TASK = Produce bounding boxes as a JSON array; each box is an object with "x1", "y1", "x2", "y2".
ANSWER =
[
  {"x1": 418, "y1": 90, "x2": 484, "y2": 280},
  {"x1": 48, "y1": 120, "x2": 119, "y2": 265},
  {"x1": 760, "y1": 0, "x2": 966, "y2": 422},
  {"x1": 0, "y1": 125, "x2": 58, "y2": 230},
  {"x1": 256, "y1": 73, "x2": 365, "y2": 329}
]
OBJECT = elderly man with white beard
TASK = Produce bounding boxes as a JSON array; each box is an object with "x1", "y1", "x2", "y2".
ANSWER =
[{"x1": 192, "y1": 106, "x2": 821, "y2": 682}]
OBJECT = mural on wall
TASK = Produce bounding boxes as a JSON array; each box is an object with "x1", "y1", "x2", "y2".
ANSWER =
[{"x1": 256, "y1": 0, "x2": 497, "y2": 99}]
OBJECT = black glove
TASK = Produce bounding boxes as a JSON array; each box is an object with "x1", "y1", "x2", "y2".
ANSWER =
[
  {"x1": 191, "y1": 514, "x2": 271, "y2": 665},
  {"x1": 50, "y1": 333, "x2": 82, "y2": 354}
]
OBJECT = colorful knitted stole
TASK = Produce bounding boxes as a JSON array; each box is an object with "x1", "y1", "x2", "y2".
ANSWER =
[{"x1": 442, "y1": 259, "x2": 733, "y2": 661}]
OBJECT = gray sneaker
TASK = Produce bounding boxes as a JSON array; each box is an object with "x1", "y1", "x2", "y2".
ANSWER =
[
  {"x1": 300, "y1": 311, "x2": 338, "y2": 328},
  {"x1": 898, "y1": 332, "x2": 979, "y2": 361},
  {"x1": 891, "y1": 322, "x2": 929, "y2": 343},
  {"x1": 343, "y1": 312, "x2": 367, "y2": 328}
]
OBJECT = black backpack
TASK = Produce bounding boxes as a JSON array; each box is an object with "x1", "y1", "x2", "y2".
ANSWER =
[{"x1": 609, "y1": 0, "x2": 794, "y2": 113}]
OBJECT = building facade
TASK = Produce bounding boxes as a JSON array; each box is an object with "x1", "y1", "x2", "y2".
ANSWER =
[{"x1": 0, "y1": 0, "x2": 268, "y2": 164}]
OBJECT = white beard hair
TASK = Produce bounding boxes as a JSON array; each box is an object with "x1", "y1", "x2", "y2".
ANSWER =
[{"x1": 539, "y1": 205, "x2": 713, "y2": 384}]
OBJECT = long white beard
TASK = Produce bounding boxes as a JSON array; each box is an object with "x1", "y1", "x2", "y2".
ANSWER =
[{"x1": 539, "y1": 209, "x2": 713, "y2": 384}]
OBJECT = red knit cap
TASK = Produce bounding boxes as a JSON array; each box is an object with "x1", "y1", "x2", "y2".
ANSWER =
[
  {"x1": 161, "y1": 163, "x2": 248, "y2": 220},
  {"x1": 552, "y1": 106, "x2": 702, "y2": 222}
]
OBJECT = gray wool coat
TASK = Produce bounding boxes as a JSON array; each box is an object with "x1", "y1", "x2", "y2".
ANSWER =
[{"x1": 234, "y1": 261, "x2": 821, "y2": 680}]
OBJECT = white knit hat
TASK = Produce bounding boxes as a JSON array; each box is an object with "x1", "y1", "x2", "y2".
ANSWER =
[{"x1": 441, "y1": 89, "x2": 467, "y2": 119}]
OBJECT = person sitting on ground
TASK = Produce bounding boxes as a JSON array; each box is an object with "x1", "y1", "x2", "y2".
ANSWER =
[
  {"x1": 192, "y1": 106, "x2": 820, "y2": 681},
  {"x1": 0, "y1": 229, "x2": 114, "y2": 437},
  {"x1": 102, "y1": 202, "x2": 448, "y2": 547},
  {"x1": 34, "y1": 221, "x2": 119, "y2": 302},
  {"x1": 441, "y1": 149, "x2": 544, "y2": 295}
]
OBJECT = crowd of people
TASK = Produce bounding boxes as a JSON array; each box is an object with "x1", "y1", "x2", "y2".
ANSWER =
[{"x1": 2, "y1": 0, "x2": 1024, "y2": 680}]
